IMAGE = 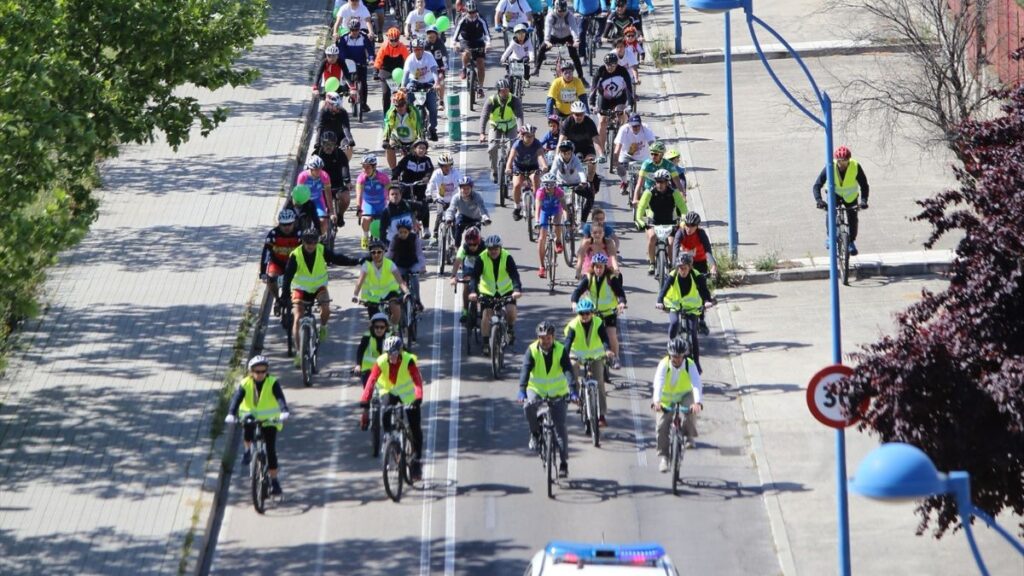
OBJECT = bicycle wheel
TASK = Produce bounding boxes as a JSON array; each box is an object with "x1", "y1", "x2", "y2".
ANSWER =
[
  {"x1": 562, "y1": 223, "x2": 575, "y2": 267},
  {"x1": 671, "y1": 431, "x2": 683, "y2": 496},
  {"x1": 498, "y1": 151, "x2": 509, "y2": 206},
  {"x1": 407, "y1": 299, "x2": 418, "y2": 343},
  {"x1": 546, "y1": 240, "x2": 556, "y2": 293},
  {"x1": 839, "y1": 228, "x2": 851, "y2": 286},
  {"x1": 524, "y1": 193, "x2": 535, "y2": 242},
  {"x1": 371, "y1": 412, "x2": 381, "y2": 457},
  {"x1": 545, "y1": 427, "x2": 555, "y2": 499},
  {"x1": 655, "y1": 249, "x2": 666, "y2": 283},
  {"x1": 469, "y1": 69, "x2": 478, "y2": 111},
  {"x1": 383, "y1": 439, "x2": 404, "y2": 502},
  {"x1": 401, "y1": 433, "x2": 416, "y2": 484},
  {"x1": 490, "y1": 323, "x2": 502, "y2": 378},
  {"x1": 588, "y1": 384, "x2": 601, "y2": 447},
  {"x1": 438, "y1": 226, "x2": 449, "y2": 275},
  {"x1": 283, "y1": 310, "x2": 294, "y2": 357},
  {"x1": 252, "y1": 452, "x2": 267, "y2": 514},
  {"x1": 300, "y1": 325, "x2": 313, "y2": 387}
]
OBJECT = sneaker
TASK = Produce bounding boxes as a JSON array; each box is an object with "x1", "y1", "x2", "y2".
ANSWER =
[
  {"x1": 659, "y1": 457, "x2": 670, "y2": 473},
  {"x1": 429, "y1": 237, "x2": 438, "y2": 247},
  {"x1": 337, "y1": 216, "x2": 345, "y2": 228},
  {"x1": 558, "y1": 461, "x2": 569, "y2": 478},
  {"x1": 362, "y1": 103, "x2": 371, "y2": 113},
  {"x1": 555, "y1": 243, "x2": 564, "y2": 254},
  {"x1": 361, "y1": 236, "x2": 369, "y2": 249},
  {"x1": 612, "y1": 358, "x2": 621, "y2": 370},
  {"x1": 598, "y1": 415, "x2": 607, "y2": 428},
  {"x1": 507, "y1": 331, "x2": 515, "y2": 346},
  {"x1": 685, "y1": 438, "x2": 696, "y2": 449},
  {"x1": 512, "y1": 207, "x2": 522, "y2": 221},
  {"x1": 698, "y1": 320, "x2": 710, "y2": 336},
  {"x1": 319, "y1": 325, "x2": 328, "y2": 341},
  {"x1": 538, "y1": 267, "x2": 546, "y2": 278},
  {"x1": 459, "y1": 310, "x2": 468, "y2": 324},
  {"x1": 619, "y1": 182, "x2": 628, "y2": 195},
  {"x1": 409, "y1": 460, "x2": 422, "y2": 482},
  {"x1": 528, "y1": 433, "x2": 539, "y2": 452},
  {"x1": 647, "y1": 263, "x2": 655, "y2": 275},
  {"x1": 490, "y1": 170, "x2": 498, "y2": 183},
  {"x1": 242, "y1": 450, "x2": 252, "y2": 466},
  {"x1": 848, "y1": 241, "x2": 859, "y2": 256},
  {"x1": 292, "y1": 356, "x2": 301, "y2": 368},
  {"x1": 422, "y1": 229, "x2": 431, "y2": 240},
  {"x1": 428, "y1": 129, "x2": 439, "y2": 142},
  {"x1": 482, "y1": 339, "x2": 490, "y2": 355},
  {"x1": 270, "y1": 478, "x2": 282, "y2": 496}
]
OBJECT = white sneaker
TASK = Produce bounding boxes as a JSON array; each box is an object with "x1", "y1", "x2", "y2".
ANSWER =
[{"x1": 659, "y1": 457, "x2": 669, "y2": 473}]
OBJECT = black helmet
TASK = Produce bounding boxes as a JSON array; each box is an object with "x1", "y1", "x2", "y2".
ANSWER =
[
  {"x1": 557, "y1": 140, "x2": 575, "y2": 152},
  {"x1": 603, "y1": 52, "x2": 619, "y2": 65},
  {"x1": 301, "y1": 229, "x2": 320, "y2": 243},
  {"x1": 536, "y1": 321, "x2": 556, "y2": 336}
]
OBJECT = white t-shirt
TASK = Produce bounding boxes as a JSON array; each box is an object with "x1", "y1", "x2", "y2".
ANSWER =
[
  {"x1": 617, "y1": 47, "x2": 638, "y2": 69},
  {"x1": 403, "y1": 52, "x2": 439, "y2": 85},
  {"x1": 614, "y1": 124, "x2": 656, "y2": 163},
  {"x1": 406, "y1": 9, "x2": 429, "y2": 37},
  {"x1": 496, "y1": 0, "x2": 532, "y2": 27},
  {"x1": 338, "y1": 2, "x2": 373, "y2": 32},
  {"x1": 501, "y1": 39, "x2": 534, "y2": 63},
  {"x1": 427, "y1": 167, "x2": 464, "y2": 204}
]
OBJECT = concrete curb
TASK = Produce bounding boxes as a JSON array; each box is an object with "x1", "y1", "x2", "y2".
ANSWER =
[
  {"x1": 738, "y1": 250, "x2": 954, "y2": 285},
  {"x1": 667, "y1": 40, "x2": 923, "y2": 65}
]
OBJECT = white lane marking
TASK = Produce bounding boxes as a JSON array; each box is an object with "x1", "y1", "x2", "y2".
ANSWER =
[
  {"x1": 484, "y1": 495, "x2": 496, "y2": 531},
  {"x1": 485, "y1": 400, "x2": 495, "y2": 435},
  {"x1": 444, "y1": 303, "x2": 463, "y2": 576},
  {"x1": 419, "y1": 247, "x2": 448, "y2": 576}
]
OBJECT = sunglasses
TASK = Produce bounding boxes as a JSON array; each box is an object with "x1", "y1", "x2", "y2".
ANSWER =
[
  {"x1": 370, "y1": 250, "x2": 384, "y2": 255},
  {"x1": 625, "y1": 33, "x2": 636, "y2": 37},
  {"x1": 252, "y1": 368, "x2": 268, "y2": 375}
]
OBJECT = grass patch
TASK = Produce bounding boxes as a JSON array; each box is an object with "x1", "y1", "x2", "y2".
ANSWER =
[
  {"x1": 177, "y1": 499, "x2": 203, "y2": 576},
  {"x1": 753, "y1": 249, "x2": 781, "y2": 272},
  {"x1": 711, "y1": 244, "x2": 744, "y2": 289},
  {"x1": 646, "y1": 37, "x2": 674, "y2": 69}
]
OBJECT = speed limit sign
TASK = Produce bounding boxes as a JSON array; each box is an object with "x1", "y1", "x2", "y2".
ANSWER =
[{"x1": 806, "y1": 364, "x2": 867, "y2": 428}]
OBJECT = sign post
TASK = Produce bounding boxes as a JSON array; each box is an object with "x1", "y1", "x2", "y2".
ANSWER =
[{"x1": 807, "y1": 364, "x2": 867, "y2": 429}]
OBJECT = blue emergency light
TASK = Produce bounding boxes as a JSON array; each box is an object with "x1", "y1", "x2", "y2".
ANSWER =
[{"x1": 546, "y1": 541, "x2": 667, "y2": 566}]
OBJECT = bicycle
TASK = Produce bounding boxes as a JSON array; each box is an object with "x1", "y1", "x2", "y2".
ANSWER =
[
  {"x1": 550, "y1": 43, "x2": 570, "y2": 76},
  {"x1": 561, "y1": 195, "x2": 577, "y2": 268},
  {"x1": 343, "y1": 60, "x2": 365, "y2": 122},
  {"x1": 494, "y1": 137, "x2": 513, "y2": 206},
  {"x1": 458, "y1": 272, "x2": 483, "y2": 354},
  {"x1": 297, "y1": 298, "x2": 325, "y2": 387},
  {"x1": 667, "y1": 403, "x2": 692, "y2": 495},
  {"x1": 574, "y1": 355, "x2": 603, "y2": 447},
  {"x1": 434, "y1": 201, "x2": 456, "y2": 275},
  {"x1": 835, "y1": 204, "x2": 859, "y2": 286},
  {"x1": 536, "y1": 221, "x2": 559, "y2": 294},
  {"x1": 240, "y1": 415, "x2": 280, "y2": 514},
  {"x1": 272, "y1": 276, "x2": 295, "y2": 357},
  {"x1": 523, "y1": 180, "x2": 536, "y2": 242},
  {"x1": 584, "y1": 15, "x2": 603, "y2": 76},
  {"x1": 354, "y1": 295, "x2": 407, "y2": 338},
  {"x1": 648, "y1": 218, "x2": 678, "y2": 283},
  {"x1": 399, "y1": 271, "x2": 421, "y2": 344},
  {"x1": 664, "y1": 303, "x2": 702, "y2": 371},
  {"x1": 534, "y1": 397, "x2": 562, "y2": 499},
  {"x1": 381, "y1": 402, "x2": 416, "y2": 502},
  {"x1": 599, "y1": 104, "x2": 626, "y2": 167},
  {"x1": 479, "y1": 294, "x2": 515, "y2": 378},
  {"x1": 506, "y1": 59, "x2": 528, "y2": 99}
]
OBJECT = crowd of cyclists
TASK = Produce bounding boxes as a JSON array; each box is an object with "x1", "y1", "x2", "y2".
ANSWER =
[{"x1": 236, "y1": 0, "x2": 735, "y2": 497}]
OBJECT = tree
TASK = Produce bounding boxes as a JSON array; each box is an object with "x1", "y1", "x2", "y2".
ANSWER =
[
  {"x1": 0, "y1": 0, "x2": 267, "y2": 353},
  {"x1": 834, "y1": 66, "x2": 1024, "y2": 538},
  {"x1": 826, "y1": 0, "x2": 1001, "y2": 163}
]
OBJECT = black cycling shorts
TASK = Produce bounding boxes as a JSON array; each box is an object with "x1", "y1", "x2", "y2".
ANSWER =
[{"x1": 599, "y1": 312, "x2": 618, "y2": 328}]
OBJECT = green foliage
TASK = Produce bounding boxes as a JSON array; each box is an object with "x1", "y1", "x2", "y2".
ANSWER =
[
  {"x1": 753, "y1": 249, "x2": 781, "y2": 272},
  {"x1": 0, "y1": 0, "x2": 267, "y2": 358},
  {"x1": 709, "y1": 245, "x2": 744, "y2": 289}
]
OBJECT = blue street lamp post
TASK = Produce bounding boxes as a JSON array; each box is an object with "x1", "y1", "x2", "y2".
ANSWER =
[
  {"x1": 686, "y1": 0, "x2": 848, "y2": 573},
  {"x1": 851, "y1": 443, "x2": 1024, "y2": 575}
]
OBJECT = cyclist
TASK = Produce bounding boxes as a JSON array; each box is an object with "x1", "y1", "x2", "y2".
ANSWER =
[
  {"x1": 364, "y1": 0, "x2": 386, "y2": 43},
  {"x1": 500, "y1": 23, "x2": 535, "y2": 84},
  {"x1": 564, "y1": 297, "x2": 614, "y2": 425},
  {"x1": 526, "y1": 0, "x2": 547, "y2": 40},
  {"x1": 374, "y1": 27, "x2": 409, "y2": 112},
  {"x1": 575, "y1": 215, "x2": 619, "y2": 276},
  {"x1": 335, "y1": 0, "x2": 374, "y2": 38},
  {"x1": 652, "y1": 338, "x2": 703, "y2": 472},
  {"x1": 813, "y1": 145, "x2": 869, "y2": 255},
  {"x1": 393, "y1": 139, "x2": 434, "y2": 234},
  {"x1": 467, "y1": 234, "x2": 523, "y2": 351},
  {"x1": 451, "y1": 1, "x2": 490, "y2": 100},
  {"x1": 401, "y1": 37, "x2": 441, "y2": 141},
  {"x1": 581, "y1": 206, "x2": 619, "y2": 250},
  {"x1": 620, "y1": 0, "x2": 645, "y2": 37},
  {"x1": 353, "y1": 238, "x2": 412, "y2": 326},
  {"x1": 560, "y1": 102, "x2": 604, "y2": 210},
  {"x1": 388, "y1": 221, "x2": 427, "y2": 323},
  {"x1": 571, "y1": 252, "x2": 626, "y2": 363},
  {"x1": 426, "y1": 153, "x2": 462, "y2": 245},
  {"x1": 665, "y1": 147, "x2": 681, "y2": 166},
  {"x1": 355, "y1": 154, "x2": 391, "y2": 248},
  {"x1": 540, "y1": 113, "x2": 562, "y2": 153},
  {"x1": 613, "y1": 113, "x2": 655, "y2": 194},
  {"x1": 450, "y1": 226, "x2": 485, "y2": 322},
  {"x1": 225, "y1": 356, "x2": 291, "y2": 495},
  {"x1": 260, "y1": 210, "x2": 302, "y2": 305},
  {"x1": 507, "y1": 124, "x2": 548, "y2": 221},
  {"x1": 380, "y1": 183, "x2": 426, "y2": 240},
  {"x1": 548, "y1": 140, "x2": 596, "y2": 225},
  {"x1": 355, "y1": 313, "x2": 390, "y2": 387},
  {"x1": 312, "y1": 131, "x2": 352, "y2": 227},
  {"x1": 602, "y1": 0, "x2": 637, "y2": 43},
  {"x1": 282, "y1": 228, "x2": 365, "y2": 352},
  {"x1": 621, "y1": 24, "x2": 645, "y2": 74},
  {"x1": 424, "y1": 27, "x2": 449, "y2": 110},
  {"x1": 518, "y1": 321, "x2": 575, "y2": 478},
  {"x1": 479, "y1": 79, "x2": 524, "y2": 183},
  {"x1": 589, "y1": 52, "x2": 634, "y2": 155},
  {"x1": 655, "y1": 252, "x2": 713, "y2": 372},
  {"x1": 536, "y1": 1, "x2": 585, "y2": 80},
  {"x1": 632, "y1": 140, "x2": 684, "y2": 207},
  {"x1": 381, "y1": 90, "x2": 425, "y2": 170},
  {"x1": 314, "y1": 45, "x2": 344, "y2": 97},
  {"x1": 546, "y1": 63, "x2": 588, "y2": 119},
  {"x1": 575, "y1": 0, "x2": 609, "y2": 62},
  {"x1": 318, "y1": 90, "x2": 355, "y2": 153},
  {"x1": 674, "y1": 211, "x2": 716, "y2": 330},
  {"x1": 359, "y1": 335, "x2": 425, "y2": 481},
  {"x1": 635, "y1": 168, "x2": 687, "y2": 274},
  {"x1": 296, "y1": 156, "x2": 335, "y2": 238},
  {"x1": 337, "y1": 19, "x2": 375, "y2": 113},
  {"x1": 285, "y1": 184, "x2": 320, "y2": 233},
  {"x1": 534, "y1": 172, "x2": 567, "y2": 278},
  {"x1": 495, "y1": 0, "x2": 533, "y2": 32},
  {"x1": 444, "y1": 175, "x2": 492, "y2": 248},
  {"x1": 405, "y1": 0, "x2": 431, "y2": 37}
]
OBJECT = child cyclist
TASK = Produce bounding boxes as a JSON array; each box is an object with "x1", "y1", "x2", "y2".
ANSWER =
[{"x1": 534, "y1": 172, "x2": 568, "y2": 279}]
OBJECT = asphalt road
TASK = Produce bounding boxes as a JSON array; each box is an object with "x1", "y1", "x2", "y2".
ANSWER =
[{"x1": 209, "y1": 24, "x2": 778, "y2": 575}]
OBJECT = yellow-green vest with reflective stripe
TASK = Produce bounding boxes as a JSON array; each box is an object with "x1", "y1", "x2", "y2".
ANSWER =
[
  {"x1": 659, "y1": 357, "x2": 695, "y2": 408},
  {"x1": 361, "y1": 258, "x2": 401, "y2": 302},
  {"x1": 833, "y1": 159, "x2": 860, "y2": 203},
  {"x1": 488, "y1": 95, "x2": 517, "y2": 131},
  {"x1": 291, "y1": 245, "x2": 328, "y2": 293},
  {"x1": 478, "y1": 250, "x2": 514, "y2": 296},
  {"x1": 361, "y1": 332, "x2": 383, "y2": 371},
  {"x1": 239, "y1": 375, "x2": 283, "y2": 430},
  {"x1": 375, "y1": 351, "x2": 418, "y2": 404},
  {"x1": 527, "y1": 341, "x2": 571, "y2": 398},
  {"x1": 664, "y1": 270, "x2": 703, "y2": 314},
  {"x1": 589, "y1": 274, "x2": 618, "y2": 315},
  {"x1": 564, "y1": 316, "x2": 605, "y2": 359}
]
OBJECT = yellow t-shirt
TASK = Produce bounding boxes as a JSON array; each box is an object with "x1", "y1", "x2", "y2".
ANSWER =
[{"x1": 547, "y1": 77, "x2": 587, "y2": 116}]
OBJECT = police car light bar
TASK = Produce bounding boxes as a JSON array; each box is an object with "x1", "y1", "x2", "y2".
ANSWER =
[{"x1": 546, "y1": 541, "x2": 667, "y2": 566}]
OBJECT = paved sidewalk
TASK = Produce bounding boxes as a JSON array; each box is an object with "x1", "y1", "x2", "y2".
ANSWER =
[{"x1": 0, "y1": 1, "x2": 323, "y2": 574}]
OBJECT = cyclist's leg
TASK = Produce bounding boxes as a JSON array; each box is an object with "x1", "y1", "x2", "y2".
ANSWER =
[
  {"x1": 847, "y1": 201, "x2": 859, "y2": 242},
  {"x1": 681, "y1": 391, "x2": 698, "y2": 440},
  {"x1": 317, "y1": 287, "x2": 331, "y2": 330},
  {"x1": 537, "y1": 221, "x2": 547, "y2": 268},
  {"x1": 387, "y1": 292, "x2": 403, "y2": 326},
  {"x1": 655, "y1": 406, "x2": 671, "y2": 459},
  {"x1": 593, "y1": 359, "x2": 607, "y2": 413},
  {"x1": 382, "y1": 77, "x2": 393, "y2": 112},
  {"x1": 407, "y1": 404, "x2": 424, "y2": 459},
  {"x1": 552, "y1": 396, "x2": 569, "y2": 464},
  {"x1": 264, "y1": 426, "x2": 279, "y2": 477},
  {"x1": 291, "y1": 291, "x2": 308, "y2": 343},
  {"x1": 512, "y1": 173, "x2": 524, "y2": 206},
  {"x1": 487, "y1": 126, "x2": 499, "y2": 175},
  {"x1": 567, "y1": 42, "x2": 584, "y2": 78},
  {"x1": 242, "y1": 419, "x2": 256, "y2": 453},
  {"x1": 414, "y1": 185, "x2": 430, "y2": 231},
  {"x1": 426, "y1": 89, "x2": 438, "y2": 132},
  {"x1": 687, "y1": 314, "x2": 701, "y2": 372},
  {"x1": 576, "y1": 183, "x2": 594, "y2": 223},
  {"x1": 553, "y1": 210, "x2": 564, "y2": 247},
  {"x1": 523, "y1": 390, "x2": 542, "y2": 438},
  {"x1": 505, "y1": 301, "x2": 517, "y2": 336},
  {"x1": 603, "y1": 313, "x2": 620, "y2": 356},
  {"x1": 481, "y1": 306, "x2": 493, "y2": 338},
  {"x1": 667, "y1": 309, "x2": 680, "y2": 340},
  {"x1": 475, "y1": 52, "x2": 486, "y2": 88},
  {"x1": 646, "y1": 228, "x2": 656, "y2": 262},
  {"x1": 358, "y1": 65, "x2": 369, "y2": 110}
]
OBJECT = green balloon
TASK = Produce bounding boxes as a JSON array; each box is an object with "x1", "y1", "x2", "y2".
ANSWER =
[
  {"x1": 391, "y1": 67, "x2": 404, "y2": 84},
  {"x1": 369, "y1": 219, "x2": 382, "y2": 239},
  {"x1": 435, "y1": 15, "x2": 450, "y2": 32},
  {"x1": 424, "y1": 12, "x2": 437, "y2": 25},
  {"x1": 291, "y1": 184, "x2": 311, "y2": 205},
  {"x1": 324, "y1": 76, "x2": 341, "y2": 93},
  {"x1": 338, "y1": 27, "x2": 349, "y2": 36}
]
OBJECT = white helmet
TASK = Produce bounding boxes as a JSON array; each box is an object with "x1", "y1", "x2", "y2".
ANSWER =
[
  {"x1": 278, "y1": 209, "x2": 297, "y2": 224},
  {"x1": 569, "y1": 101, "x2": 587, "y2": 114},
  {"x1": 247, "y1": 355, "x2": 269, "y2": 370}
]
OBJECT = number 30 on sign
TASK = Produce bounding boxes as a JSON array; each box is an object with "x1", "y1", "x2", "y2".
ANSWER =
[{"x1": 806, "y1": 364, "x2": 869, "y2": 428}]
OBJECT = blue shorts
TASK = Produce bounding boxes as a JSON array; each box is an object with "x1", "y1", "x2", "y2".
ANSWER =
[
  {"x1": 314, "y1": 197, "x2": 328, "y2": 218},
  {"x1": 362, "y1": 201, "x2": 386, "y2": 216},
  {"x1": 538, "y1": 208, "x2": 562, "y2": 227}
]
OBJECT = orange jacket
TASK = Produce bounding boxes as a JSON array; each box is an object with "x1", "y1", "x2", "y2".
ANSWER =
[{"x1": 374, "y1": 42, "x2": 409, "y2": 71}]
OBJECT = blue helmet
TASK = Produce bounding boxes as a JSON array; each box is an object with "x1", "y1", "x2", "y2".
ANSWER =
[{"x1": 575, "y1": 298, "x2": 596, "y2": 313}]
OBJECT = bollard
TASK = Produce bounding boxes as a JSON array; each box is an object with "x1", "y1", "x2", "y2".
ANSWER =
[{"x1": 446, "y1": 93, "x2": 461, "y2": 141}]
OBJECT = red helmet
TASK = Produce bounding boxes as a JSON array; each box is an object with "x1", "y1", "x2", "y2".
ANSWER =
[
  {"x1": 463, "y1": 226, "x2": 481, "y2": 245},
  {"x1": 834, "y1": 146, "x2": 852, "y2": 160}
]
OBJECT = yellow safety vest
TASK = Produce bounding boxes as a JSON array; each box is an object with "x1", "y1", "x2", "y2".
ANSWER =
[
  {"x1": 663, "y1": 270, "x2": 703, "y2": 314},
  {"x1": 375, "y1": 352, "x2": 418, "y2": 404},
  {"x1": 527, "y1": 341, "x2": 571, "y2": 398},
  {"x1": 361, "y1": 258, "x2": 401, "y2": 302},
  {"x1": 361, "y1": 332, "x2": 383, "y2": 371},
  {"x1": 239, "y1": 375, "x2": 283, "y2": 430},
  {"x1": 833, "y1": 160, "x2": 860, "y2": 204},
  {"x1": 478, "y1": 250, "x2": 514, "y2": 296},
  {"x1": 564, "y1": 316, "x2": 605, "y2": 359},
  {"x1": 291, "y1": 245, "x2": 328, "y2": 293},
  {"x1": 489, "y1": 95, "x2": 517, "y2": 131},
  {"x1": 659, "y1": 356, "x2": 696, "y2": 408},
  {"x1": 588, "y1": 274, "x2": 618, "y2": 315}
]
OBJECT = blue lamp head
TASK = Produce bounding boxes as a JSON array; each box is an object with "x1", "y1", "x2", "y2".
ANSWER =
[
  {"x1": 850, "y1": 443, "x2": 948, "y2": 501},
  {"x1": 686, "y1": 0, "x2": 751, "y2": 13}
]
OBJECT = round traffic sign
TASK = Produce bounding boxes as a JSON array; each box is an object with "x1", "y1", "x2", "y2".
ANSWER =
[{"x1": 806, "y1": 364, "x2": 867, "y2": 428}]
